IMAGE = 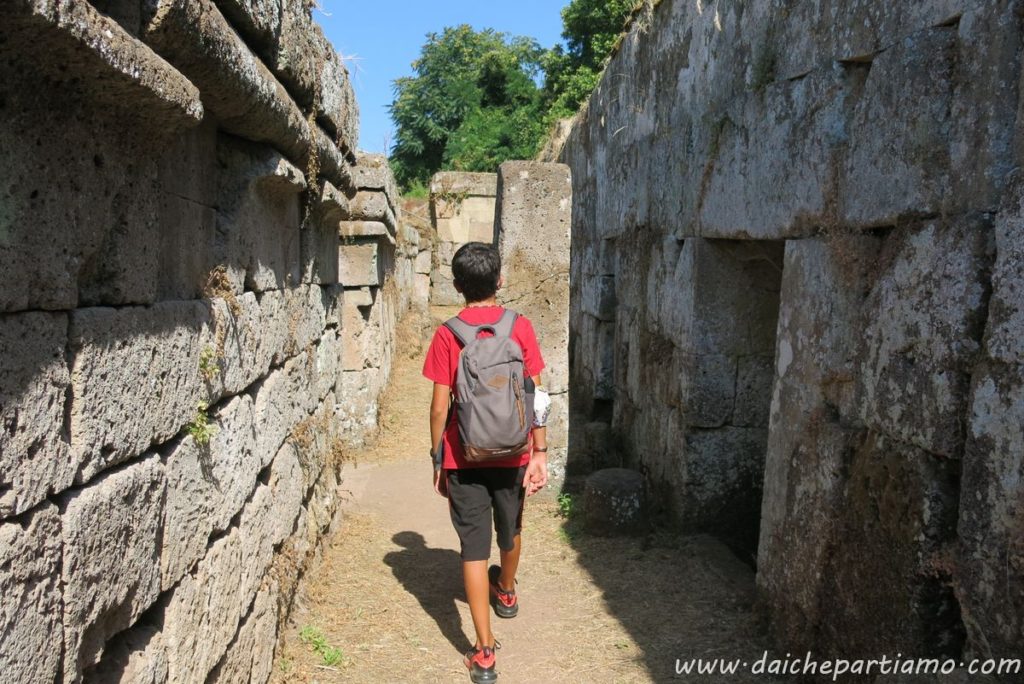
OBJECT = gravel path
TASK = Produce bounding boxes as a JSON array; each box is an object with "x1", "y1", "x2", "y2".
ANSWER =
[{"x1": 272, "y1": 308, "x2": 777, "y2": 683}]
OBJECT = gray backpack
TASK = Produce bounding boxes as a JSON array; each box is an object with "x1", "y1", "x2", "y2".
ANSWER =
[{"x1": 445, "y1": 310, "x2": 534, "y2": 463}]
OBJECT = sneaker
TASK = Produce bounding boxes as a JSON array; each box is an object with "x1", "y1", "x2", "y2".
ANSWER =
[
  {"x1": 488, "y1": 564, "x2": 518, "y2": 618},
  {"x1": 464, "y1": 643, "x2": 499, "y2": 683}
]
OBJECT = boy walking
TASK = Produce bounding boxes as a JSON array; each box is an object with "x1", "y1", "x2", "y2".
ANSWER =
[{"x1": 422, "y1": 242, "x2": 549, "y2": 683}]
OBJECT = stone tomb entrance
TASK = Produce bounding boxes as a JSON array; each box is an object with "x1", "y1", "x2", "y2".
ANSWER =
[
  {"x1": 572, "y1": 234, "x2": 785, "y2": 561},
  {"x1": 660, "y1": 238, "x2": 785, "y2": 558}
]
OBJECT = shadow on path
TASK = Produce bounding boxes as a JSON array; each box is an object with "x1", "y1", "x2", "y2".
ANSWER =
[
  {"x1": 383, "y1": 531, "x2": 472, "y2": 655},
  {"x1": 566, "y1": 524, "x2": 774, "y2": 682}
]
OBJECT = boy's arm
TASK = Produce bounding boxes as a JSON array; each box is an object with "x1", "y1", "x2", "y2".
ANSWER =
[
  {"x1": 429, "y1": 383, "x2": 450, "y2": 457},
  {"x1": 429, "y1": 382, "x2": 450, "y2": 497},
  {"x1": 525, "y1": 374, "x2": 548, "y2": 496}
]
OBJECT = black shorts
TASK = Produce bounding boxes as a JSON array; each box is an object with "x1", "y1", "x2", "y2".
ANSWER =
[{"x1": 446, "y1": 465, "x2": 527, "y2": 561}]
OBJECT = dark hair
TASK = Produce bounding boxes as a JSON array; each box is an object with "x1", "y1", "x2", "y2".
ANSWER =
[{"x1": 452, "y1": 242, "x2": 501, "y2": 303}]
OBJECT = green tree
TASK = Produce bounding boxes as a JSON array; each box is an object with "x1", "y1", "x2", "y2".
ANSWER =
[
  {"x1": 542, "y1": 0, "x2": 636, "y2": 120},
  {"x1": 389, "y1": 25, "x2": 546, "y2": 190}
]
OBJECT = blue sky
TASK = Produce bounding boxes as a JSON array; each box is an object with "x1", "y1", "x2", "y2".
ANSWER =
[{"x1": 317, "y1": 1, "x2": 566, "y2": 155}]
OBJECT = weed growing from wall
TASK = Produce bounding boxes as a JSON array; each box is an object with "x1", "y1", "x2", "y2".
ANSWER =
[
  {"x1": 200, "y1": 264, "x2": 246, "y2": 383},
  {"x1": 187, "y1": 401, "x2": 217, "y2": 446},
  {"x1": 290, "y1": 408, "x2": 357, "y2": 481},
  {"x1": 198, "y1": 346, "x2": 221, "y2": 382},
  {"x1": 430, "y1": 175, "x2": 469, "y2": 219},
  {"x1": 202, "y1": 265, "x2": 241, "y2": 316}
]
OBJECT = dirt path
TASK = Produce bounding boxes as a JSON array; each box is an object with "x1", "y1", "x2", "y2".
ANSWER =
[{"x1": 273, "y1": 308, "x2": 777, "y2": 684}]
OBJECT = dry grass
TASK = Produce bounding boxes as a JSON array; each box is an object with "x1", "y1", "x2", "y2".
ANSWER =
[
  {"x1": 367, "y1": 306, "x2": 436, "y2": 464},
  {"x1": 202, "y1": 265, "x2": 242, "y2": 316}
]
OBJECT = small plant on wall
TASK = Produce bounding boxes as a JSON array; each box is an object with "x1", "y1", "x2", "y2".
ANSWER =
[
  {"x1": 187, "y1": 401, "x2": 217, "y2": 446},
  {"x1": 431, "y1": 174, "x2": 469, "y2": 219}
]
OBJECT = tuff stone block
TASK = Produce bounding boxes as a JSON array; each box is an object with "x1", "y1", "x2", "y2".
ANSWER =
[
  {"x1": 5, "y1": 0, "x2": 203, "y2": 131},
  {"x1": 757, "y1": 236, "x2": 881, "y2": 652},
  {"x1": 0, "y1": 503, "x2": 63, "y2": 684},
  {"x1": 162, "y1": 528, "x2": 245, "y2": 683},
  {"x1": 957, "y1": 175, "x2": 1024, "y2": 656},
  {"x1": 207, "y1": 582, "x2": 279, "y2": 684},
  {"x1": 958, "y1": 364, "x2": 1024, "y2": 658},
  {"x1": 700, "y1": 64, "x2": 852, "y2": 240},
  {"x1": 68, "y1": 302, "x2": 211, "y2": 483},
  {"x1": 200, "y1": 288, "x2": 325, "y2": 400},
  {"x1": 142, "y1": 0, "x2": 349, "y2": 190},
  {"x1": 349, "y1": 191, "x2": 397, "y2": 233},
  {"x1": 163, "y1": 481, "x2": 278, "y2": 683},
  {"x1": 338, "y1": 368, "x2": 381, "y2": 438},
  {"x1": 84, "y1": 621, "x2": 168, "y2": 684},
  {"x1": 414, "y1": 274, "x2": 431, "y2": 306},
  {"x1": 215, "y1": 0, "x2": 282, "y2": 51},
  {"x1": 154, "y1": 120, "x2": 221, "y2": 303},
  {"x1": 252, "y1": 348, "x2": 320, "y2": 464},
  {"x1": 733, "y1": 354, "x2": 775, "y2": 428},
  {"x1": 858, "y1": 217, "x2": 994, "y2": 457},
  {"x1": 215, "y1": 136, "x2": 305, "y2": 293},
  {"x1": 496, "y1": 162, "x2": 572, "y2": 410},
  {"x1": 0, "y1": 312, "x2": 72, "y2": 518},
  {"x1": 340, "y1": 221, "x2": 394, "y2": 242},
  {"x1": 339, "y1": 239, "x2": 382, "y2": 287},
  {"x1": 272, "y1": 0, "x2": 358, "y2": 151},
  {"x1": 322, "y1": 283, "x2": 346, "y2": 328},
  {"x1": 816, "y1": 432, "x2": 962, "y2": 657},
  {"x1": 839, "y1": 28, "x2": 957, "y2": 228},
  {"x1": 0, "y1": 54, "x2": 178, "y2": 311},
  {"x1": 680, "y1": 353, "x2": 736, "y2": 429},
  {"x1": 61, "y1": 455, "x2": 166, "y2": 681},
  {"x1": 581, "y1": 274, "x2": 616, "y2": 322},
  {"x1": 268, "y1": 442, "x2": 304, "y2": 540},
  {"x1": 340, "y1": 288, "x2": 387, "y2": 372},
  {"x1": 303, "y1": 181, "x2": 347, "y2": 285},
  {"x1": 353, "y1": 153, "x2": 400, "y2": 195},
  {"x1": 161, "y1": 394, "x2": 257, "y2": 589},
  {"x1": 414, "y1": 249, "x2": 432, "y2": 275},
  {"x1": 582, "y1": 468, "x2": 645, "y2": 536},
  {"x1": 673, "y1": 426, "x2": 769, "y2": 551}
]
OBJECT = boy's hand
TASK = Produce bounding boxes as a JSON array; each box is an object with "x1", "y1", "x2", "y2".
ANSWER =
[
  {"x1": 432, "y1": 467, "x2": 448, "y2": 498},
  {"x1": 524, "y1": 453, "x2": 548, "y2": 496}
]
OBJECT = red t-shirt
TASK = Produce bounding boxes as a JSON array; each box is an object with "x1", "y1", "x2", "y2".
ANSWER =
[{"x1": 422, "y1": 306, "x2": 545, "y2": 470}]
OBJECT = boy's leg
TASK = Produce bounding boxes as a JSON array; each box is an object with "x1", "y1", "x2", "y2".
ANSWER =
[
  {"x1": 491, "y1": 466, "x2": 527, "y2": 590},
  {"x1": 447, "y1": 469, "x2": 498, "y2": 648},
  {"x1": 498, "y1": 535, "x2": 521, "y2": 591},
  {"x1": 464, "y1": 560, "x2": 495, "y2": 648}
]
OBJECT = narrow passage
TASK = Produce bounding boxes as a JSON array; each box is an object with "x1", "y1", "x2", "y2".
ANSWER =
[{"x1": 273, "y1": 308, "x2": 776, "y2": 683}]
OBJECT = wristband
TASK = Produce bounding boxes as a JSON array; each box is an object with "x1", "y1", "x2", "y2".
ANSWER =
[
  {"x1": 533, "y1": 447, "x2": 548, "y2": 453},
  {"x1": 532, "y1": 387, "x2": 551, "y2": 427}
]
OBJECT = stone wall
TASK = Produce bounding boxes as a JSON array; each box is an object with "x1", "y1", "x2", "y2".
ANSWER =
[
  {"x1": 429, "y1": 171, "x2": 498, "y2": 305},
  {"x1": 494, "y1": 162, "x2": 572, "y2": 482},
  {"x1": 560, "y1": 0, "x2": 1023, "y2": 665},
  {"x1": 402, "y1": 197, "x2": 434, "y2": 309},
  {"x1": 0, "y1": 2, "x2": 422, "y2": 682}
]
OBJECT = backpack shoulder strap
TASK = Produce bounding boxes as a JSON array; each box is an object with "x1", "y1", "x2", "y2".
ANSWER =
[
  {"x1": 444, "y1": 316, "x2": 478, "y2": 347},
  {"x1": 493, "y1": 309, "x2": 519, "y2": 338}
]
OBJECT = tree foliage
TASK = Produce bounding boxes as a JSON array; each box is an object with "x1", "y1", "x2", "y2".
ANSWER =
[
  {"x1": 388, "y1": 3, "x2": 636, "y2": 190},
  {"x1": 388, "y1": 25, "x2": 545, "y2": 189},
  {"x1": 542, "y1": 0, "x2": 636, "y2": 120}
]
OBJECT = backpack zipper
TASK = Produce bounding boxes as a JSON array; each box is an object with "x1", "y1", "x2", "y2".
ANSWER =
[{"x1": 512, "y1": 372, "x2": 526, "y2": 430}]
